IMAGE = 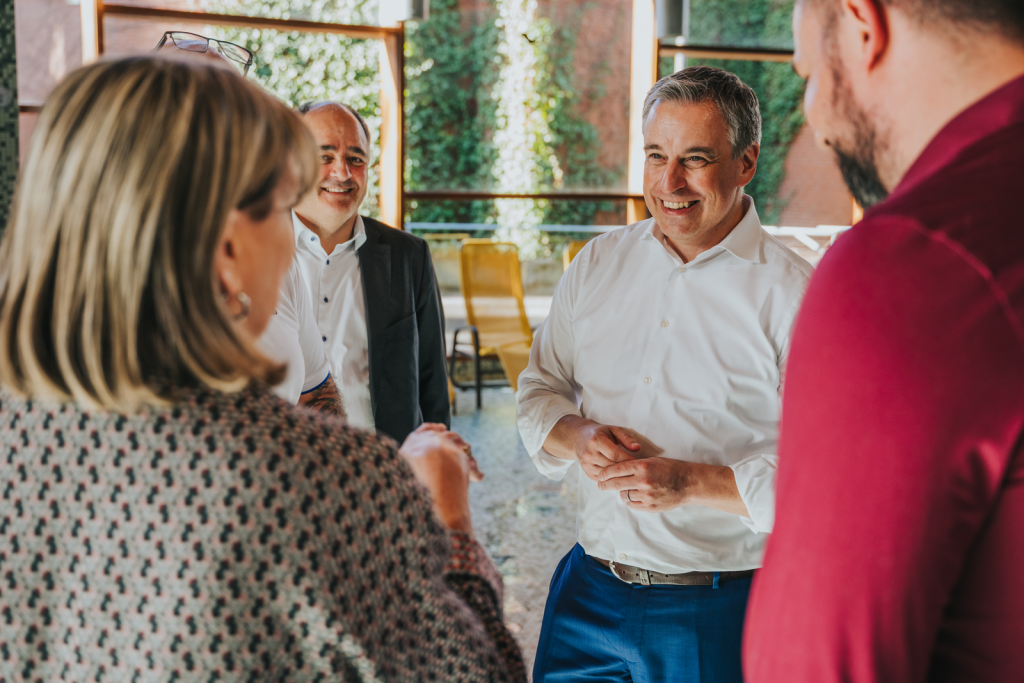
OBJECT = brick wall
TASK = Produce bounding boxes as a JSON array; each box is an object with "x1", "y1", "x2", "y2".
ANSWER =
[{"x1": 777, "y1": 123, "x2": 853, "y2": 227}]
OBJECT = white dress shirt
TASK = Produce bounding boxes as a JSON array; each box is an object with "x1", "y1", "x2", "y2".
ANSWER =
[
  {"x1": 257, "y1": 262, "x2": 331, "y2": 405},
  {"x1": 516, "y1": 199, "x2": 812, "y2": 573},
  {"x1": 292, "y1": 212, "x2": 375, "y2": 430}
]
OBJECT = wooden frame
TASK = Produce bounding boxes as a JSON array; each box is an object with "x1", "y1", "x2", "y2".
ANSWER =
[
  {"x1": 405, "y1": 190, "x2": 643, "y2": 202},
  {"x1": 80, "y1": 2, "x2": 406, "y2": 227},
  {"x1": 658, "y1": 44, "x2": 794, "y2": 63},
  {"x1": 100, "y1": 4, "x2": 401, "y2": 40},
  {"x1": 57, "y1": 2, "x2": 850, "y2": 229}
]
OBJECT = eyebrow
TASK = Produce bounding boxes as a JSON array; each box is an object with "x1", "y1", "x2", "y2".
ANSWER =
[
  {"x1": 319, "y1": 144, "x2": 368, "y2": 157},
  {"x1": 643, "y1": 143, "x2": 718, "y2": 156}
]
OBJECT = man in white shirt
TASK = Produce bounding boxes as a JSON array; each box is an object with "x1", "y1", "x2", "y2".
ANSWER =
[
  {"x1": 291, "y1": 102, "x2": 449, "y2": 442},
  {"x1": 518, "y1": 66, "x2": 813, "y2": 682}
]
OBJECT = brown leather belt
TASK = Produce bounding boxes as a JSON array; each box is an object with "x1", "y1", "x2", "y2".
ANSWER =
[{"x1": 593, "y1": 557, "x2": 755, "y2": 587}]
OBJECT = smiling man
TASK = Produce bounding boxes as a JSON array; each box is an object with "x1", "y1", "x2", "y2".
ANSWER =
[
  {"x1": 516, "y1": 66, "x2": 813, "y2": 682},
  {"x1": 743, "y1": 1, "x2": 1024, "y2": 682},
  {"x1": 292, "y1": 102, "x2": 449, "y2": 443}
]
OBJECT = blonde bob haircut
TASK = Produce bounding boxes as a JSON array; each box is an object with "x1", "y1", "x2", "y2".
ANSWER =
[{"x1": 0, "y1": 56, "x2": 318, "y2": 410}]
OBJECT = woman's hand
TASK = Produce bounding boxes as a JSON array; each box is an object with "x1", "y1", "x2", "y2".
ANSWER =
[{"x1": 399, "y1": 423, "x2": 482, "y2": 534}]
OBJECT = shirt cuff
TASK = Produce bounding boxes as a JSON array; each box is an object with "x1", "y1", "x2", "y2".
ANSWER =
[
  {"x1": 445, "y1": 530, "x2": 504, "y2": 608},
  {"x1": 729, "y1": 454, "x2": 778, "y2": 534},
  {"x1": 530, "y1": 447, "x2": 575, "y2": 480},
  {"x1": 516, "y1": 395, "x2": 581, "y2": 479}
]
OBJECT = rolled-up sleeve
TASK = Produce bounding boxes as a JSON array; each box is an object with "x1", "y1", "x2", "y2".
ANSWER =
[
  {"x1": 730, "y1": 454, "x2": 778, "y2": 533},
  {"x1": 516, "y1": 248, "x2": 588, "y2": 480}
]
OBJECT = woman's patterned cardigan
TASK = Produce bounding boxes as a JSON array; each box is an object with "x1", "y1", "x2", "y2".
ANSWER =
[{"x1": 0, "y1": 385, "x2": 527, "y2": 682}]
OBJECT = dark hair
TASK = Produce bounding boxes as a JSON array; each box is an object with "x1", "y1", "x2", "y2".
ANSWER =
[
  {"x1": 297, "y1": 101, "x2": 371, "y2": 144},
  {"x1": 642, "y1": 65, "x2": 761, "y2": 158},
  {"x1": 808, "y1": 0, "x2": 1024, "y2": 42}
]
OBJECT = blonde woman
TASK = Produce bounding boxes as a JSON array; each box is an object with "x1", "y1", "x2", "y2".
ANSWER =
[{"x1": 0, "y1": 56, "x2": 525, "y2": 682}]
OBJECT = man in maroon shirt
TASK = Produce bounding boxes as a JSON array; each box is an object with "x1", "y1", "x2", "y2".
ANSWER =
[{"x1": 743, "y1": 1, "x2": 1024, "y2": 682}]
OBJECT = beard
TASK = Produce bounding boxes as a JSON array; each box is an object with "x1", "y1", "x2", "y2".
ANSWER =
[{"x1": 828, "y1": 59, "x2": 890, "y2": 209}]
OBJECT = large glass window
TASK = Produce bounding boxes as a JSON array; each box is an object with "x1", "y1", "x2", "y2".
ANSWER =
[
  {"x1": 403, "y1": 0, "x2": 634, "y2": 256},
  {"x1": 99, "y1": 2, "x2": 388, "y2": 218},
  {"x1": 669, "y1": 0, "x2": 794, "y2": 50},
  {"x1": 658, "y1": 0, "x2": 853, "y2": 232}
]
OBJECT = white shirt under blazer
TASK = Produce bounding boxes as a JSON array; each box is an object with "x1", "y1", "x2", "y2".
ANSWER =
[
  {"x1": 292, "y1": 212, "x2": 375, "y2": 430},
  {"x1": 516, "y1": 199, "x2": 813, "y2": 574}
]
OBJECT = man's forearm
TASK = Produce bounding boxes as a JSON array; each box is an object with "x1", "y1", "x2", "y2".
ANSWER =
[
  {"x1": 684, "y1": 462, "x2": 750, "y2": 518},
  {"x1": 299, "y1": 376, "x2": 347, "y2": 419},
  {"x1": 542, "y1": 415, "x2": 596, "y2": 460}
]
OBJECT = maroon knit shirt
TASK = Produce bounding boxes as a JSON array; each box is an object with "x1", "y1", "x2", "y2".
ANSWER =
[{"x1": 744, "y1": 73, "x2": 1024, "y2": 683}]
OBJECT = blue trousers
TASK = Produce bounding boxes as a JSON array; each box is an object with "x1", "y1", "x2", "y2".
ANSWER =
[{"x1": 533, "y1": 544, "x2": 752, "y2": 683}]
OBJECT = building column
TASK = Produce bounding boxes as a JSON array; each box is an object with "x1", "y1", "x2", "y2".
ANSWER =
[
  {"x1": 627, "y1": 0, "x2": 657, "y2": 224},
  {"x1": 0, "y1": 0, "x2": 17, "y2": 230}
]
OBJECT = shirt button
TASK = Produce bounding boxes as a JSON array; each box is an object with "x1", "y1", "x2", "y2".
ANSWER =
[
  {"x1": 644, "y1": 377, "x2": 652, "y2": 384},
  {"x1": 619, "y1": 554, "x2": 627, "y2": 560},
  {"x1": 322, "y1": 336, "x2": 327, "y2": 341},
  {"x1": 678, "y1": 267, "x2": 687, "y2": 273},
  {"x1": 323, "y1": 297, "x2": 328, "y2": 303},
  {"x1": 661, "y1": 320, "x2": 669, "y2": 327},
  {"x1": 310, "y1": 237, "x2": 315, "y2": 241},
  {"x1": 326, "y1": 259, "x2": 330, "y2": 264}
]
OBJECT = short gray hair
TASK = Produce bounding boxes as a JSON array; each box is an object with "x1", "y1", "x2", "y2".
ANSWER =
[
  {"x1": 297, "y1": 101, "x2": 371, "y2": 145},
  {"x1": 641, "y1": 66, "x2": 762, "y2": 158}
]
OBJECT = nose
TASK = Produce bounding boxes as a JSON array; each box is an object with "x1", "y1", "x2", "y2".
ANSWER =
[
  {"x1": 328, "y1": 158, "x2": 352, "y2": 182},
  {"x1": 661, "y1": 160, "x2": 688, "y2": 194}
]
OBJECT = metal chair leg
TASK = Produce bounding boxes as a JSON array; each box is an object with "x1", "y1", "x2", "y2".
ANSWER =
[
  {"x1": 448, "y1": 330, "x2": 459, "y2": 416},
  {"x1": 471, "y1": 328, "x2": 482, "y2": 409}
]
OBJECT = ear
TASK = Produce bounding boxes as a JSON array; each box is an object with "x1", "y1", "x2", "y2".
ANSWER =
[
  {"x1": 842, "y1": 0, "x2": 890, "y2": 70},
  {"x1": 737, "y1": 143, "x2": 759, "y2": 187},
  {"x1": 214, "y1": 208, "x2": 246, "y2": 318}
]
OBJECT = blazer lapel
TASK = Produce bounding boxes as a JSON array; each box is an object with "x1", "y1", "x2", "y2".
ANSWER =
[{"x1": 358, "y1": 218, "x2": 391, "y2": 414}]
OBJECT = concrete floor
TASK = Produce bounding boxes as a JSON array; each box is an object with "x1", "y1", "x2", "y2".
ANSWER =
[{"x1": 451, "y1": 385, "x2": 578, "y2": 677}]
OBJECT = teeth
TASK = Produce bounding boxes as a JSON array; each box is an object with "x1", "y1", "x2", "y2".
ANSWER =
[
  {"x1": 664, "y1": 200, "x2": 697, "y2": 209},
  {"x1": 323, "y1": 187, "x2": 352, "y2": 194}
]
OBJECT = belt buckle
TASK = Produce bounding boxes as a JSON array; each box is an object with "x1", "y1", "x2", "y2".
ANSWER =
[{"x1": 609, "y1": 561, "x2": 651, "y2": 586}]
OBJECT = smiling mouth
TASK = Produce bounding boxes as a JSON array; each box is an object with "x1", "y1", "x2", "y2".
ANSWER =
[
  {"x1": 662, "y1": 199, "x2": 699, "y2": 209},
  {"x1": 322, "y1": 187, "x2": 354, "y2": 195}
]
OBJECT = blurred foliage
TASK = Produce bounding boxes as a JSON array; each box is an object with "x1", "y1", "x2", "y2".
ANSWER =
[
  {"x1": 208, "y1": 0, "x2": 382, "y2": 218},
  {"x1": 404, "y1": 0, "x2": 620, "y2": 258},
  {"x1": 207, "y1": 0, "x2": 803, "y2": 253},
  {"x1": 403, "y1": 0, "x2": 499, "y2": 224},
  {"x1": 693, "y1": 58, "x2": 805, "y2": 224},
  {"x1": 660, "y1": 0, "x2": 804, "y2": 224},
  {"x1": 688, "y1": 0, "x2": 795, "y2": 49}
]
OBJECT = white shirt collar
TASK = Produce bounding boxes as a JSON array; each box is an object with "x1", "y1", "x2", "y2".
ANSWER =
[
  {"x1": 293, "y1": 211, "x2": 367, "y2": 255},
  {"x1": 642, "y1": 195, "x2": 764, "y2": 265}
]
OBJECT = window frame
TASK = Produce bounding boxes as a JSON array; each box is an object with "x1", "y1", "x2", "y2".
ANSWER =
[{"x1": 19, "y1": 2, "x2": 854, "y2": 229}]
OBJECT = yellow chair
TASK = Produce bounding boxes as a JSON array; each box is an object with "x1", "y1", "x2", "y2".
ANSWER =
[
  {"x1": 450, "y1": 239, "x2": 533, "y2": 408},
  {"x1": 563, "y1": 239, "x2": 591, "y2": 270},
  {"x1": 496, "y1": 340, "x2": 532, "y2": 393}
]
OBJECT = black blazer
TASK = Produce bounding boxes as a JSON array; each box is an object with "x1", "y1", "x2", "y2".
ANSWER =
[{"x1": 358, "y1": 217, "x2": 450, "y2": 443}]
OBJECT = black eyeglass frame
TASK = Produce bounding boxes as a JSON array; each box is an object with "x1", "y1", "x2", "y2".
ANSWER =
[{"x1": 154, "y1": 31, "x2": 254, "y2": 76}]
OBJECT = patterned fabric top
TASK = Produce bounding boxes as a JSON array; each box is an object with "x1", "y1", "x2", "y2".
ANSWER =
[{"x1": 0, "y1": 385, "x2": 526, "y2": 682}]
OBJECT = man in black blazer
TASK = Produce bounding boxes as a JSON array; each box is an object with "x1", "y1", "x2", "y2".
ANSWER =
[{"x1": 291, "y1": 102, "x2": 449, "y2": 443}]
